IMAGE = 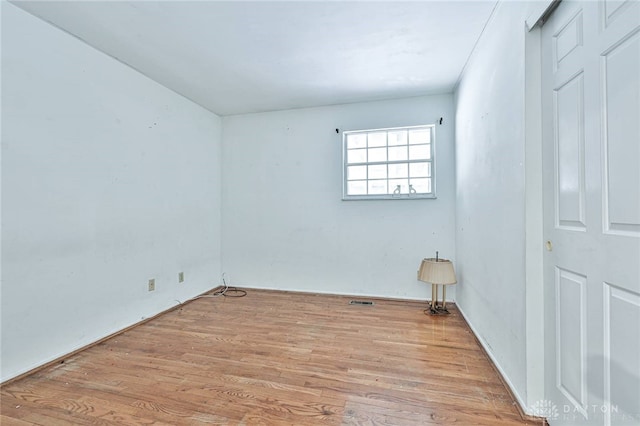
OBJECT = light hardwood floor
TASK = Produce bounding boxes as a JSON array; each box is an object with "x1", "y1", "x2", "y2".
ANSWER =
[{"x1": 1, "y1": 289, "x2": 543, "y2": 425}]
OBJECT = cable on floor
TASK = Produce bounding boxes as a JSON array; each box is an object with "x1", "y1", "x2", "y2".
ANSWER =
[
  {"x1": 211, "y1": 274, "x2": 247, "y2": 298},
  {"x1": 174, "y1": 273, "x2": 246, "y2": 306}
]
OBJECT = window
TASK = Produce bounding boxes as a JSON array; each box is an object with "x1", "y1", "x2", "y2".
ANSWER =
[{"x1": 343, "y1": 125, "x2": 435, "y2": 200}]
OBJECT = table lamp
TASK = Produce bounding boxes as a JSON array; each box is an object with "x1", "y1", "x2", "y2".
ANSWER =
[{"x1": 418, "y1": 252, "x2": 457, "y2": 315}]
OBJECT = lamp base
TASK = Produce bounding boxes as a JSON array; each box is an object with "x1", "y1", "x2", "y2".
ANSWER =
[
  {"x1": 425, "y1": 301, "x2": 450, "y2": 315},
  {"x1": 425, "y1": 284, "x2": 451, "y2": 315}
]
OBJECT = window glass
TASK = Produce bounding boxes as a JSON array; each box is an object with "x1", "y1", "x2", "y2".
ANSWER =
[{"x1": 343, "y1": 125, "x2": 435, "y2": 199}]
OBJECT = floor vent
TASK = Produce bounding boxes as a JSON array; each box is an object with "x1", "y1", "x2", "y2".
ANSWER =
[{"x1": 349, "y1": 300, "x2": 374, "y2": 306}]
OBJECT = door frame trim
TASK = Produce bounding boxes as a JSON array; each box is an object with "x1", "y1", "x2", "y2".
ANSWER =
[{"x1": 524, "y1": 8, "x2": 549, "y2": 414}]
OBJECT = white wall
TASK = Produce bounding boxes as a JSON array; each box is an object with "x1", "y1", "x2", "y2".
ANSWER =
[
  {"x1": 1, "y1": 3, "x2": 223, "y2": 382},
  {"x1": 454, "y1": 0, "x2": 537, "y2": 409},
  {"x1": 222, "y1": 95, "x2": 455, "y2": 300}
]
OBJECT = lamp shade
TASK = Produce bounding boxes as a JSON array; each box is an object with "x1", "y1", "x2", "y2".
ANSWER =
[{"x1": 418, "y1": 258, "x2": 457, "y2": 285}]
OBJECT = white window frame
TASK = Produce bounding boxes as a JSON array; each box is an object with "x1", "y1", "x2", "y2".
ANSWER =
[{"x1": 342, "y1": 124, "x2": 437, "y2": 200}]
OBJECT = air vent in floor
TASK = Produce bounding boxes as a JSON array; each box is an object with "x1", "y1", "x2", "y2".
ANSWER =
[{"x1": 349, "y1": 300, "x2": 374, "y2": 306}]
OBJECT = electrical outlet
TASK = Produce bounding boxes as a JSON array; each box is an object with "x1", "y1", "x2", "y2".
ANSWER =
[
  {"x1": 148, "y1": 278, "x2": 155, "y2": 292},
  {"x1": 178, "y1": 272, "x2": 184, "y2": 283}
]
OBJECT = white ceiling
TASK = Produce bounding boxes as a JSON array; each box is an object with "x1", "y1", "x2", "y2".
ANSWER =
[{"x1": 12, "y1": 1, "x2": 497, "y2": 116}]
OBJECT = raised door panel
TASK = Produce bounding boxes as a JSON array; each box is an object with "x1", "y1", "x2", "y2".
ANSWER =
[
  {"x1": 603, "y1": 284, "x2": 640, "y2": 425},
  {"x1": 602, "y1": 30, "x2": 640, "y2": 237},
  {"x1": 554, "y1": 73, "x2": 587, "y2": 231},
  {"x1": 556, "y1": 267, "x2": 588, "y2": 418}
]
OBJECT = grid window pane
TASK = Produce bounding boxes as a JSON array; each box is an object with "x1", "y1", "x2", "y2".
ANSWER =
[
  {"x1": 389, "y1": 163, "x2": 408, "y2": 178},
  {"x1": 368, "y1": 147, "x2": 387, "y2": 162},
  {"x1": 410, "y1": 178, "x2": 431, "y2": 194},
  {"x1": 388, "y1": 131, "x2": 407, "y2": 146},
  {"x1": 388, "y1": 179, "x2": 409, "y2": 195},
  {"x1": 409, "y1": 129, "x2": 430, "y2": 145},
  {"x1": 343, "y1": 125, "x2": 434, "y2": 199},
  {"x1": 368, "y1": 180, "x2": 387, "y2": 195},
  {"x1": 368, "y1": 164, "x2": 387, "y2": 179},
  {"x1": 409, "y1": 162, "x2": 431, "y2": 178},
  {"x1": 347, "y1": 133, "x2": 367, "y2": 149},
  {"x1": 368, "y1": 132, "x2": 386, "y2": 147},
  {"x1": 348, "y1": 180, "x2": 367, "y2": 195},
  {"x1": 347, "y1": 165, "x2": 367, "y2": 180},
  {"x1": 388, "y1": 146, "x2": 408, "y2": 161},
  {"x1": 409, "y1": 144, "x2": 430, "y2": 160},
  {"x1": 347, "y1": 149, "x2": 367, "y2": 164}
]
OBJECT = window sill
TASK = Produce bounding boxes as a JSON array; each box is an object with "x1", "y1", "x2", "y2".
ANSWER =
[{"x1": 342, "y1": 194, "x2": 437, "y2": 201}]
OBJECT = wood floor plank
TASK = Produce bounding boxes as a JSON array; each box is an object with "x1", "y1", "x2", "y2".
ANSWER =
[
  {"x1": 1, "y1": 289, "x2": 540, "y2": 424},
  {"x1": 0, "y1": 416, "x2": 35, "y2": 426}
]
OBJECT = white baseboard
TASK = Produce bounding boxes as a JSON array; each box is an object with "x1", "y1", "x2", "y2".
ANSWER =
[{"x1": 455, "y1": 302, "x2": 533, "y2": 416}]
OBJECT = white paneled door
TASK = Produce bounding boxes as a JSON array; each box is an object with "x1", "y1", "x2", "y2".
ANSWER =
[{"x1": 542, "y1": 1, "x2": 640, "y2": 425}]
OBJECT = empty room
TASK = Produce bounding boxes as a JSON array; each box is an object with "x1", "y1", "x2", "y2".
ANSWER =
[{"x1": 1, "y1": 0, "x2": 639, "y2": 425}]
